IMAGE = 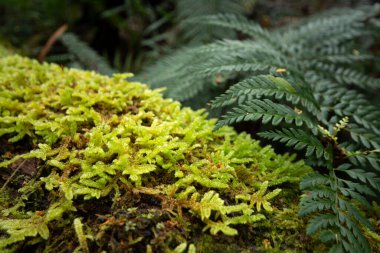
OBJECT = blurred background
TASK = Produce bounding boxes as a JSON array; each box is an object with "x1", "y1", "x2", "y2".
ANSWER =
[{"x1": 0, "y1": 0, "x2": 377, "y2": 75}]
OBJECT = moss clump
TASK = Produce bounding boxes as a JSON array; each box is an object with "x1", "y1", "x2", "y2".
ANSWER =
[{"x1": 0, "y1": 54, "x2": 320, "y2": 252}]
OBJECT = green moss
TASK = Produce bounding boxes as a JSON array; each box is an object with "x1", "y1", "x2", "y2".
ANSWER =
[
  {"x1": 0, "y1": 54, "x2": 319, "y2": 252},
  {"x1": 0, "y1": 43, "x2": 13, "y2": 58}
]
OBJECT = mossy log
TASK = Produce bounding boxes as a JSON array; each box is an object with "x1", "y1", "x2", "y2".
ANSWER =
[{"x1": 0, "y1": 52, "x2": 322, "y2": 252}]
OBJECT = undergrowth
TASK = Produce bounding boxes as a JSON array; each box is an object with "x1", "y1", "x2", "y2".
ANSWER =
[
  {"x1": 0, "y1": 53, "x2": 318, "y2": 252},
  {"x1": 141, "y1": 4, "x2": 380, "y2": 252}
]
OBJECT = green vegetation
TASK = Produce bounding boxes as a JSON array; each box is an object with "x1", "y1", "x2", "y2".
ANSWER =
[
  {"x1": 0, "y1": 1, "x2": 379, "y2": 252},
  {"x1": 0, "y1": 54, "x2": 317, "y2": 252},
  {"x1": 142, "y1": 4, "x2": 380, "y2": 253}
]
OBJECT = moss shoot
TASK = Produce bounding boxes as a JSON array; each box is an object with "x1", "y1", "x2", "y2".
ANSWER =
[{"x1": 0, "y1": 54, "x2": 322, "y2": 252}]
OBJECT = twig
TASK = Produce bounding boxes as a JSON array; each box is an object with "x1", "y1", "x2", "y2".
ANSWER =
[{"x1": 38, "y1": 24, "x2": 68, "y2": 63}]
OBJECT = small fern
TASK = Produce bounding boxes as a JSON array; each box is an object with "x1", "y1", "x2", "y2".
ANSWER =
[{"x1": 141, "y1": 4, "x2": 380, "y2": 252}]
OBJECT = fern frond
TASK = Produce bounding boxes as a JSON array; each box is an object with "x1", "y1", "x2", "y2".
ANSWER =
[
  {"x1": 281, "y1": 4, "x2": 380, "y2": 49},
  {"x1": 59, "y1": 32, "x2": 114, "y2": 75},
  {"x1": 316, "y1": 82, "x2": 380, "y2": 137},
  {"x1": 338, "y1": 198, "x2": 373, "y2": 230},
  {"x1": 300, "y1": 172, "x2": 332, "y2": 188},
  {"x1": 306, "y1": 214, "x2": 338, "y2": 235},
  {"x1": 258, "y1": 128, "x2": 327, "y2": 159},
  {"x1": 349, "y1": 125, "x2": 380, "y2": 149},
  {"x1": 211, "y1": 75, "x2": 319, "y2": 114},
  {"x1": 336, "y1": 164, "x2": 380, "y2": 191},
  {"x1": 348, "y1": 152, "x2": 380, "y2": 171},
  {"x1": 194, "y1": 57, "x2": 274, "y2": 77},
  {"x1": 177, "y1": 0, "x2": 244, "y2": 43},
  {"x1": 300, "y1": 169, "x2": 378, "y2": 253},
  {"x1": 307, "y1": 52, "x2": 375, "y2": 65},
  {"x1": 187, "y1": 13, "x2": 273, "y2": 42},
  {"x1": 299, "y1": 198, "x2": 336, "y2": 217},
  {"x1": 215, "y1": 99, "x2": 318, "y2": 133},
  {"x1": 196, "y1": 39, "x2": 276, "y2": 55},
  {"x1": 140, "y1": 47, "x2": 196, "y2": 88},
  {"x1": 310, "y1": 63, "x2": 380, "y2": 89},
  {"x1": 339, "y1": 179, "x2": 376, "y2": 197},
  {"x1": 337, "y1": 212, "x2": 372, "y2": 253},
  {"x1": 165, "y1": 79, "x2": 210, "y2": 101},
  {"x1": 338, "y1": 187, "x2": 372, "y2": 209}
]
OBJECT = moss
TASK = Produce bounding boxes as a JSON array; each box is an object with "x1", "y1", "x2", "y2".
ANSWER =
[
  {"x1": 0, "y1": 43, "x2": 13, "y2": 58},
  {"x1": 0, "y1": 54, "x2": 321, "y2": 252}
]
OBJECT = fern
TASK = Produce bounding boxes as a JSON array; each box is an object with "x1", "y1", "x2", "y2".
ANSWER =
[
  {"x1": 258, "y1": 128, "x2": 328, "y2": 159},
  {"x1": 176, "y1": 0, "x2": 245, "y2": 44},
  {"x1": 211, "y1": 74, "x2": 319, "y2": 113},
  {"x1": 140, "y1": 4, "x2": 380, "y2": 252},
  {"x1": 59, "y1": 32, "x2": 114, "y2": 75},
  {"x1": 299, "y1": 164, "x2": 380, "y2": 253},
  {"x1": 215, "y1": 99, "x2": 318, "y2": 134}
]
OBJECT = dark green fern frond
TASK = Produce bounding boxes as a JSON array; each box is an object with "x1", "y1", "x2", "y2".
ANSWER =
[
  {"x1": 139, "y1": 47, "x2": 196, "y2": 88},
  {"x1": 187, "y1": 13, "x2": 273, "y2": 43},
  {"x1": 339, "y1": 178, "x2": 377, "y2": 197},
  {"x1": 299, "y1": 198, "x2": 336, "y2": 217},
  {"x1": 215, "y1": 99, "x2": 318, "y2": 133},
  {"x1": 309, "y1": 63, "x2": 380, "y2": 89},
  {"x1": 331, "y1": 93, "x2": 380, "y2": 133},
  {"x1": 348, "y1": 152, "x2": 380, "y2": 172},
  {"x1": 258, "y1": 128, "x2": 327, "y2": 159},
  {"x1": 138, "y1": 47, "x2": 212, "y2": 101},
  {"x1": 337, "y1": 164, "x2": 380, "y2": 191},
  {"x1": 299, "y1": 166, "x2": 378, "y2": 253},
  {"x1": 306, "y1": 214, "x2": 337, "y2": 235},
  {"x1": 177, "y1": 0, "x2": 244, "y2": 43},
  {"x1": 349, "y1": 125, "x2": 380, "y2": 149},
  {"x1": 281, "y1": 4, "x2": 380, "y2": 49},
  {"x1": 300, "y1": 172, "x2": 332, "y2": 189},
  {"x1": 211, "y1": 75, "x2": 320, "y2": 114},
  {"x1": 194, "y1": 57, "x2": 274, "y2": 77},
  {"x1": 165, "y1": 78, "x2": 212, "y2": 101},
  {"x1": 59, "y1": 32, "x2": 114, "y2": 76},
  {"x1": 314, "y1": 82, "x2": 380, "y2": 140},
  {"x1": 307, "y1": 51, "x2": 375, "y2": 65}
]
